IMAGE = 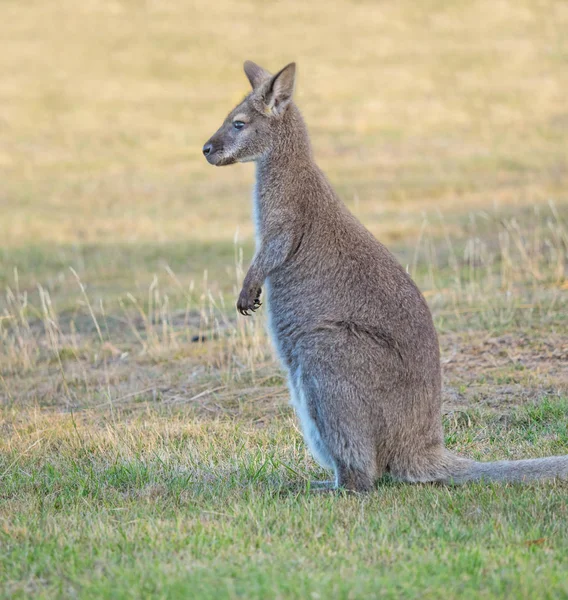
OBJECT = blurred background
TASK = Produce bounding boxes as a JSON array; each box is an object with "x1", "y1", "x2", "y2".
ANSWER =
[{"x1": 2, "y1": 0, "x2": 566, "y2": 301}]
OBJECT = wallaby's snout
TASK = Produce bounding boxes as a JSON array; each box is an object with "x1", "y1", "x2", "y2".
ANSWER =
[{"x1": 202, "y1": 133, "x2": 230, "y2": 166}]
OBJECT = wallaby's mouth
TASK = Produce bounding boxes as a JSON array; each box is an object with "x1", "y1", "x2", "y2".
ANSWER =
[
  {"x1": 202, "y1": 141, "x2": 235, "y2": 166},
  {"x1": 206, "y1": 153, "x2": 236, "y2": 167}
]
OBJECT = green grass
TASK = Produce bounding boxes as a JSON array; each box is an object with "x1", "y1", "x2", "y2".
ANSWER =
[
  {"x1": 1, "y1": 401, "x2": 567, "y2": 599},
  {"x1": 1, "y1": 0, "x2": 568, "y2": 597}
]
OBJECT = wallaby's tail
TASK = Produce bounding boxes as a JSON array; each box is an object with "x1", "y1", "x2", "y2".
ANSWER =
[
  {"x1": 437, "y1": 452, "x2": 568, "y2": 484},
  {"x1": 392, "y1": 449, "x2": 568, "y2": 484}
]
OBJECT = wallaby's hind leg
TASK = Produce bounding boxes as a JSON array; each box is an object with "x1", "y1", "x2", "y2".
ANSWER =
[
  {"x1": 291, "y1": 363, "x2": 383, "y2": 492},
  {"x1": 288, "y1": 368, "x2": 338, "y2": 492},
  {"x1": 335, "y1": 461, "x2": 375, "y2": 492}
]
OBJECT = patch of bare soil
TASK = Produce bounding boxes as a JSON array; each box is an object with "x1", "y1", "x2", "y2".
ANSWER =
[{"x1": 441, "y1": 330, "x2": 568, "y2": 414}]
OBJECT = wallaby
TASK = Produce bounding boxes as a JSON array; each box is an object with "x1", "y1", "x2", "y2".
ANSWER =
[{"x1": 203, "y1": 61, "x2": 568, "y2": 491}]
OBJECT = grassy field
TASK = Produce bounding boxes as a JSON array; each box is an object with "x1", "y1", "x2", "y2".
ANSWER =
[{"x1": 1, "y1": 0, "x2": 567, "y2": 598}]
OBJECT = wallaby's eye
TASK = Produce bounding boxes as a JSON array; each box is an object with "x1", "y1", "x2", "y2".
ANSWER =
[{"x1": 233, "y1": 121, "x2": 245, "y2": 130}]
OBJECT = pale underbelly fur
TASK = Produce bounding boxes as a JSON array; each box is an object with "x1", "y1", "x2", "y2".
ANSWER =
[{"x1": 265, "y1": 281, "x2": 335, "y2": 474}]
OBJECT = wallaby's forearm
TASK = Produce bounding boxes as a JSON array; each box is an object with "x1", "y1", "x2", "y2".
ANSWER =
[
  {"x1": 247, "y1": 229, "x2": 296, "y2": 285},
  {"x1": 238, "y1": 228, "x2": 297, "y2": 315}
]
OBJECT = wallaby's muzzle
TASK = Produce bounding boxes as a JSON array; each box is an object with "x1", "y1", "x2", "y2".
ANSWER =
[
  {"x1": 202, "y1": 131, "x2": 236, "y2": 166},
  {"x1": 202, "y1": 138, "x2": 223, "y2": 165}
]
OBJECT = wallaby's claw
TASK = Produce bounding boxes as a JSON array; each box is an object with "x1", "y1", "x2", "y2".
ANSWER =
[{"x1": 237, "y1": 286, "x2": 262, "y2": 316}]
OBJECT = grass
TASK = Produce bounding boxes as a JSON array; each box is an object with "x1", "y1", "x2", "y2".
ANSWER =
[
  {"x1": 1, "y1": 0, "x2": 568, "y2": 597},
  {"x1": 1, "y1": 402, "x2": 567, "y2": 599}
]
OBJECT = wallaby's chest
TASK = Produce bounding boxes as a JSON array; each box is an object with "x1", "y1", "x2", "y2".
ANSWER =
[
  {"x1": 252, "y1": 183, "x2": 282, "y2": 247},
  {"x1": 252, "y1": 183, "x2": 263, "y2": 246}
]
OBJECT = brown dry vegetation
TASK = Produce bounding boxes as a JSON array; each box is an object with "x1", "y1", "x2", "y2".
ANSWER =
[{"x1": 0, "y1": 0, "x2": 567, "y2": 598}]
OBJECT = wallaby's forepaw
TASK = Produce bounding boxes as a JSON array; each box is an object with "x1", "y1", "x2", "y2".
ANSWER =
[{"x1": 237, "y1": 285, "x2": 262, "y2": 316}]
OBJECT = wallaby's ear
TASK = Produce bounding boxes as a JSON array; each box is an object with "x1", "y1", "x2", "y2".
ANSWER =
[
  {"x1": 244, "y1": 60, "x2": 271, "y2": 90},
  {"x1": 262, "y1": 63, "x2": 296, "y2": 116}
]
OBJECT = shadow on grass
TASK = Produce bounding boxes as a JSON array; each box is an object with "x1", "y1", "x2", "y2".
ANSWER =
[{"x1": 0, "y1": 239, "x2": 255, "y2": 307}]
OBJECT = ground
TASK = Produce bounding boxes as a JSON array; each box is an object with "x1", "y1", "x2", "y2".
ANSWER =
[{"x1": 0, "y1": 0, "x2": 567, "y2": 598}]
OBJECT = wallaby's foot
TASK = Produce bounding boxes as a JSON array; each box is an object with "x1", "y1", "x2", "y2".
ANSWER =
[
  {"x1": 308, "y1": 479, "x2": 373, "y2": 495},
  {"x1": 237, "y1": 285, "x2": 262, "y2": 316},
  {"x1": 336, "y1": 463, "x2": 375, "y2": 493},
  {"x1": 308, "y1": 480, "x2": 336, "y2": 492}
]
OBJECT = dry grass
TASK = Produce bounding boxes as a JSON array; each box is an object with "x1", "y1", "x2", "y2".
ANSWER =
[
  {"x1": 1, "y1": 0, "x2": 568, "y2": 598},
  {"x1": 1, "y1": 205, "x2": 566, "y2": 416}
]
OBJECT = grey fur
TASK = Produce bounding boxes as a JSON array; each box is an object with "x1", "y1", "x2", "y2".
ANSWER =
[{"x1": 203, "y1": 61, "x2": 568, "y2": 491}]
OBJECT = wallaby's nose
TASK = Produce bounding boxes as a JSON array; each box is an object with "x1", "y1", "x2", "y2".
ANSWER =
[{"x1": 202, "y1": 143, "x2": 213, "y2": 157}]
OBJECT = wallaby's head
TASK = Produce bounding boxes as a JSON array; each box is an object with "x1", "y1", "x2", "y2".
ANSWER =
[{"x1": 203, "y1": 61, "x2": 296, "y2": 166}]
